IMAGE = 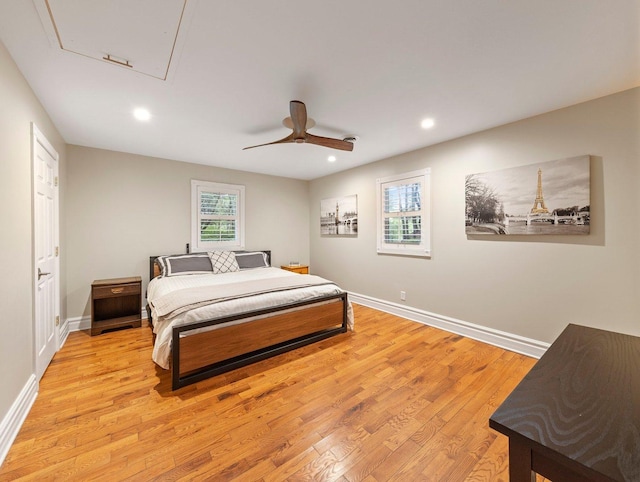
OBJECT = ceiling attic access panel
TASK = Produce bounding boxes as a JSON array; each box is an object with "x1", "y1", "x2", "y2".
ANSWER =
[{"x1": 34, "y1": 0, "x2": 191, "y2": 80}]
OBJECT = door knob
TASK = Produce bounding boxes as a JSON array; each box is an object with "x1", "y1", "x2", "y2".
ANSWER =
[{"x1": 38, "y1": 268, "x2": 50, "y2": 279}]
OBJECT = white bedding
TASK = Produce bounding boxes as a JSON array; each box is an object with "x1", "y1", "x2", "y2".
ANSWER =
[{"x1": 147, "y1": 267, "x2": 353, "y2": 369}]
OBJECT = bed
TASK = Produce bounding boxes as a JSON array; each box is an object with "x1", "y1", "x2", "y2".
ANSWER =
[{"x1": 146, "y1": 250, "x2": 352, "y2": 389}]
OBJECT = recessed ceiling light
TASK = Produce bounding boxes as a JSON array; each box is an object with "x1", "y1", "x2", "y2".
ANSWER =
[
  {"x1": 421, "y1": 118, "x2": 435, "y2": 129},
  {"x1": 328, "y1": 155, "x2": 337, "y2": 163},
  {"x1": 133, "y1": 108, "x2": 151, "y2": 121}
]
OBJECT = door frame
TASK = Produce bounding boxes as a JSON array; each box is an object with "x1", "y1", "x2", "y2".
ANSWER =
[{"x1": 31, "y1": 123, "x2": 60, "y2": 379}]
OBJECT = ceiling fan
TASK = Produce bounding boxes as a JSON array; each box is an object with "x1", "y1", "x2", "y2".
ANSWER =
[{"x1": 243, "y1": 100, "x2": 354, "y2": 152}]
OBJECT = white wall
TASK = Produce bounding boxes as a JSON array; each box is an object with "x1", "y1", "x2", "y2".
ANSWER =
[
  {"x1": 310, "y1": 88, "x2": 640, "y2": 344},
  {"x1": 0, "y1": 41, "x2": 66, "y2": 452},
  {"x1": 65, "y1": 146, "x2": 310, "y2": 318}
]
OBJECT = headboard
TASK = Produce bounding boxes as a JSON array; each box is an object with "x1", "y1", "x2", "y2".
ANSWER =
[{"x1": 149, "y1": 250, "x2": 272, "y2": 281}]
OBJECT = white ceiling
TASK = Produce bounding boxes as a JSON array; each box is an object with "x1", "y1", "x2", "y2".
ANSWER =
[{"x1": 1, "y1": 0, "x2": 638, "y2": 180}]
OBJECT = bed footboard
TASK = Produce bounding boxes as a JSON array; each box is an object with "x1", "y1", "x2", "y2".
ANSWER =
[{"x1": 171, "y1": 292, "x2": 348, "y2": 389}]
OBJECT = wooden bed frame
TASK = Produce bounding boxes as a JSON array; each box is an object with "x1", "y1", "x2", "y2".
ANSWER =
[{"x1": 147, "y1": 252, "x2": 348, "y2": 390}]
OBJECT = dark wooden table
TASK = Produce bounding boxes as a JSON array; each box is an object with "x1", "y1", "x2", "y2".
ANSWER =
[{"x1": 490, "y1": 323, "x2": 640, "y2": 481}]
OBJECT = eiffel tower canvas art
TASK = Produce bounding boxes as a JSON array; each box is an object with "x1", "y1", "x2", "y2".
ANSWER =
[{"x1": 465, "y1": 155, "x2": 590, "y2": 235}]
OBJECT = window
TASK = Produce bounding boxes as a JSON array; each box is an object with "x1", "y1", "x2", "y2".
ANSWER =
[
  {"x1": 376, "y1": 169, "x2": 431, "y2": 257},
  {"x1": 191, "y1": 180, "x2": 245, "y2": 251}
]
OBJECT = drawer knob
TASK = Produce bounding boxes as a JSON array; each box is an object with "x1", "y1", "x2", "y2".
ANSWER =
[{"x1": 111, "y1": 287, "x2": 125, "y2": 294}]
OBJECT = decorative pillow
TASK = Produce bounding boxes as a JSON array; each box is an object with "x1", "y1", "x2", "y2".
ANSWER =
[
  {"x1": 208, "y1": 251, "x2": 240, "y2": 274},
  {"x1": 156, "y1": 253, "x2": 213, "y2": 277},
  {"x1": 235, "y1": 251, "x2": 270, "y2": 270}
]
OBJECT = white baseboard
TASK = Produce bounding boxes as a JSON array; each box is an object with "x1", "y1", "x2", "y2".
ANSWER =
[
  {"x1": 58, "y1": 318, "x2": 70, "y2": 349},
  {"x1": 66, "y1": 315, "x2": 90, "y2": 332},
  {"x1": 348, "y1": 292, "x2": 549, "y2": 359},
  {"x1": 0, "y1": 375, "x2": 38, "y2": 467},
  {"x1": 67, "y1": 307, "x2": 148, "y2": 333}
]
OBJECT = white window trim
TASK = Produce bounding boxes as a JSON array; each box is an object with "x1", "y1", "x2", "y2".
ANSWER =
[
  {"x1": 191, "y1": 179, "x2": 245, "y2": 252},
  {"x1": 376, "y1": 168, "x2": 431, "y2": 258}
]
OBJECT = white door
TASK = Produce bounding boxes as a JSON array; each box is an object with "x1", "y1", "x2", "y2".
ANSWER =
[{"x1": 32, "y1": 124, "x2": 59, "y2": 380}]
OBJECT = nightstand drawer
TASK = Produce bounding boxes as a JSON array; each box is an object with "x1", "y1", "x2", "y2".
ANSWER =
[{"x1": 92, "y1": 282, "x2": 140, "y2": 299}]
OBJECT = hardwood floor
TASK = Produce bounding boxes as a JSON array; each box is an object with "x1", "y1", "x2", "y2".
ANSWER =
[{"x1": 0, "y1": 304, "x2": 543, "y2": 481}]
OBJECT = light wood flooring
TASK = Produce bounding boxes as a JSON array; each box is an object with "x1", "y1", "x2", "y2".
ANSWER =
[{"x1": 0, "y1": 304, "x2": 543, "y2": 481}]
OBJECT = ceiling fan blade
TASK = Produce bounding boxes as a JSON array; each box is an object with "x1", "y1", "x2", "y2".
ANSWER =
[
  {"x1": 289, "y1": 100, "x2": 308, "y2": 139},
  {"x1": 243, "y1": 132, "x2": 295, "y2": 150},
  {"x1": 305, "y1": 133, "x2": 354, "y2": 152}
]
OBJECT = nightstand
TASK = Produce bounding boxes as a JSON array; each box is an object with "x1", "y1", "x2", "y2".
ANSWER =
[
  {"x1": 280, "y1": 265, "x2": 309, "y2": 274},
  {"x1": 91, "y1": 276, "x2": 142, "y2": 335}
]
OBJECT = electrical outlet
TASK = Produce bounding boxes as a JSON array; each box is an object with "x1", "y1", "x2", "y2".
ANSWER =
[{"x1": 400, "y1": 291, "x2": 406, "y2": 301}]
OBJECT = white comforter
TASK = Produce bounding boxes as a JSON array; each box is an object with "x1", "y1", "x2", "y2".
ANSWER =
[{"x1": 147, "y1": 267, "x2": 353, "y2": 368}]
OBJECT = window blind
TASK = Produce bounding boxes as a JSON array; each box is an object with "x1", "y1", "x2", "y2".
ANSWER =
[
  {"x1": 191, "y1": 180, "x2": 245, "y2": 251},
  {"x1": 376, "y1": 169, "x2": 431, "y2": 257},
  {"x1": 199, "y1": 192, "x2": 238, "y2": 242}
]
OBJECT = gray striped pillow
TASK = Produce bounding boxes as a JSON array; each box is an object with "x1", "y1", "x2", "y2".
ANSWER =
[
  {"x1": 157, "y1": 253, "x2": 213, "y2": 277},
  {"x1": 235, "y1": 251, "x2": 269, "y2": 269}
]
